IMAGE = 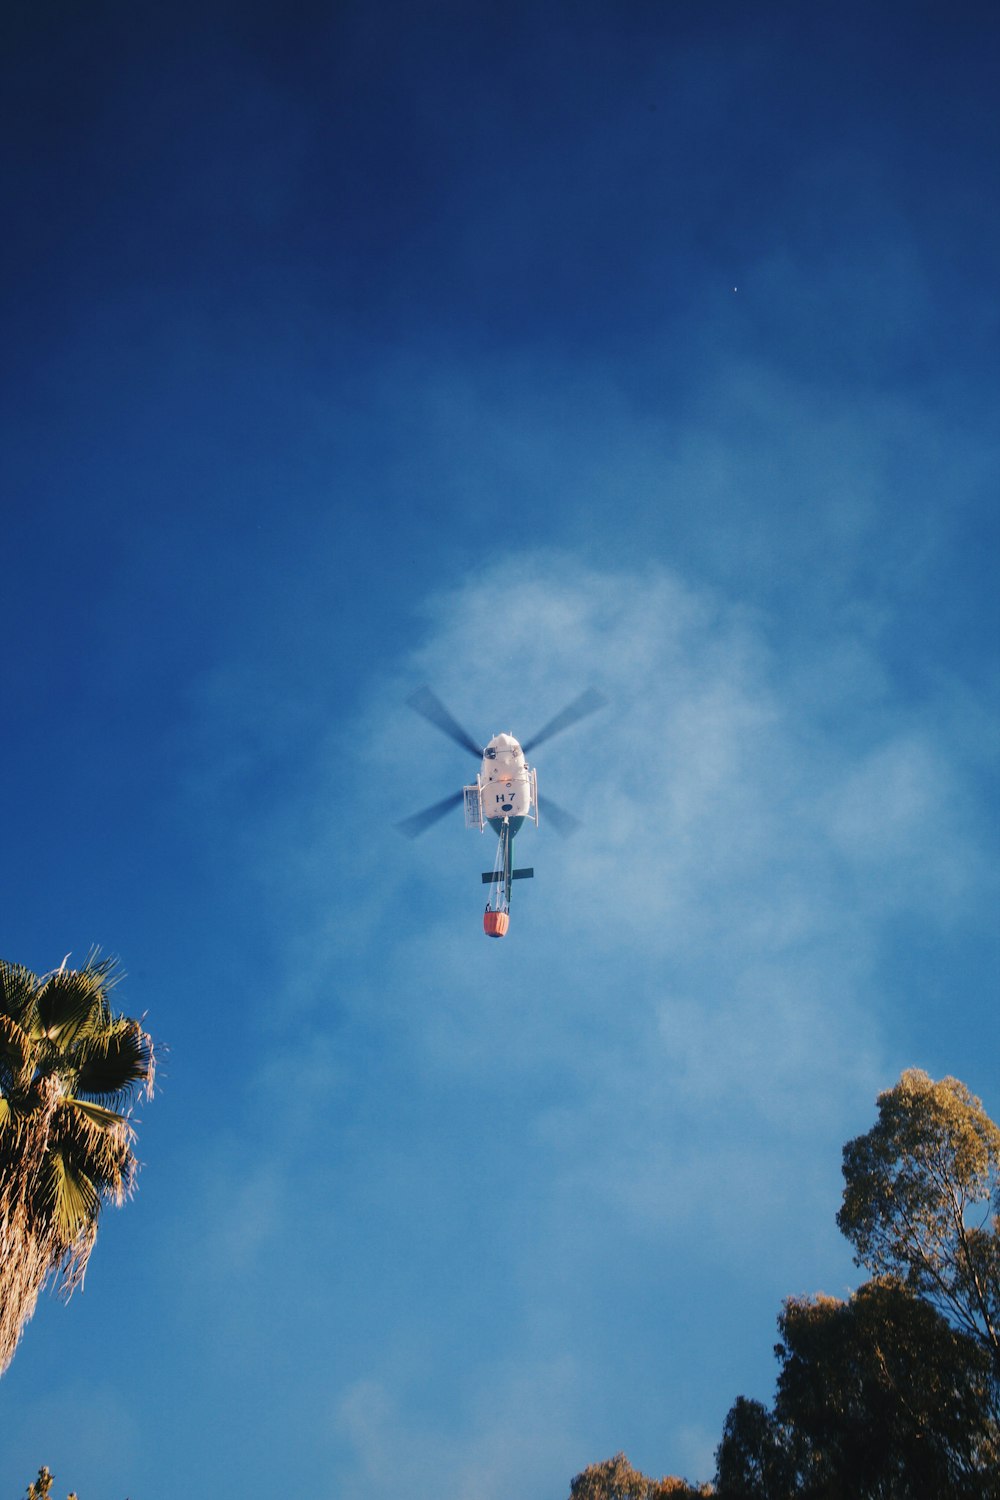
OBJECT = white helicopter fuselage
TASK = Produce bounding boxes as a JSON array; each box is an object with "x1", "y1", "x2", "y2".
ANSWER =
[{"x1": 465, "y1": 733, "x2": 538, "y2": 835}]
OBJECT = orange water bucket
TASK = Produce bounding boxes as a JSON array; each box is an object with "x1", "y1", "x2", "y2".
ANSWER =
[{"x1": 483, "y1": 910, "x2": 509, "y2": 938}]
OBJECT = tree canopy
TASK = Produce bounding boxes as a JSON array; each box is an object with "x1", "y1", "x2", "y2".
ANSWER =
[
  {"x1": 569, "y1": 1452, "x2": 711, "y2": 1499},
  {"x1": 713, "y1": 1070, "x2": 1000, "y2": 1499},
  {"x1": 715, "y1": 1397, "x2": 797, "y2": 1499},
  {"x1": 572, "y1": 1070, "x2": 1000, "y2": 1499},
  {"x1": 837, "y1": 1068, "x2": 1000, "y2": 1366},
  {"x1": 777, "y1": 1280, "x2": 996, "y2": 1496},
  {"x1": 715, "y1": 1281, "x2": 999, "y2": 1497}
]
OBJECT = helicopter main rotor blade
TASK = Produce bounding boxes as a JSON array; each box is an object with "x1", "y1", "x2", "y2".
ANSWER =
[
  {"x1": 406, "y1": 686, "x2": 483, "y2": 759},
  {"x1": 395, "y1": 790, "x2": 465, "y2": 839},
  {"x1": 540, "y1": 796, "x2": 582, "y2": 838},
  {"x1": 522, "y1": 689, "x2": 608, "y2": 755}
]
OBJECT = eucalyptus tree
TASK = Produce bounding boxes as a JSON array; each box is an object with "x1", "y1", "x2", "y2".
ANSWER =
[
  {"x1": 838, "y1": 1069, "x2": 1000, "y2": 1366},
  {"x1": 779, "y1": 1280, "x2": 997, "y2": 1497},
  {"x1": 569, "y1": 1453, "x2": 711, "y2": 1498},
  {"x1": 715, "y1": 1070, "x2": 1000, "y2": 1499},
  {"x1": 715, "y1": 1397, "x2": 797, "y2": 1499},
  {"x1": 715, "y1": 1283, "x2": 999, "y2": 1498},
  {"x1": 0, "y1": 953, "x2": 154, "y2": 1373}
]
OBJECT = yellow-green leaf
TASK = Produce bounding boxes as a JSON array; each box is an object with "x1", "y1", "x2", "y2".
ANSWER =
[{"x1": 62, "y1": 1096, "x2": 127, "y2": 1130}]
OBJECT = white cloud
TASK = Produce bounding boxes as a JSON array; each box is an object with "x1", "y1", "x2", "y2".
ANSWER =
[
  {"x1": 220, "y1": 549, "x2": 989, "y2": 1218},
  {"x1": 169, "y1": 551, "x2": 995, "y2": 1497},
  {"x1": 334, "y1": 1357, "x2": 586, "y2": 1500}
]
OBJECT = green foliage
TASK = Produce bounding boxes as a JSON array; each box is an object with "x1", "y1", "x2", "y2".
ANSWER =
[
  {"x1": 715, "y1": 1070, "x2": 1000, "y2": 1500},
  {"x1": 575, "y1": 1071, "x2": 1000, "y2": 1499},
  {"x1": 715, "y1": 1396, "x2": 795, "y2": 1498},
  {"x1": 838, "y1": 1069, "x2": 1000, "y2": 1363},
  {"x1": 780, "y1": 1281, "x2": 997, "y2": 1496},
  {"x1": 0, "y1": 953, "x2": 155, "y2": 1375},
  {"x1": 716, "y1": 1284, "x2": 999, "y2": 1498},
  {"x1": 569, "y1": 1452, "x2": 711, "y2": 1498}
]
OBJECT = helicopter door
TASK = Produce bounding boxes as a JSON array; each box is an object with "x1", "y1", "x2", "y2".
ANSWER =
[{"x1": 463, "y1": 779, "x2": 484, "y2": 831}]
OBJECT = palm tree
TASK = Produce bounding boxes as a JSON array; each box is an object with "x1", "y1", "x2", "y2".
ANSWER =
[{"x1": 0, "y1": 952, "x2": 154, "y2": 1374}]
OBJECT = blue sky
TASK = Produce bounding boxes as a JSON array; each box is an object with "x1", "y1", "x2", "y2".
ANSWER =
[{"x1": 1, "y1": 2, "x2": 998, "y2": 1494}]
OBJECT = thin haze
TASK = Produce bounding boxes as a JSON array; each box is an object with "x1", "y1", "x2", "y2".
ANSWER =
[{"x1": 1, "y1": 3, "x2": 997, "y2": 1496}]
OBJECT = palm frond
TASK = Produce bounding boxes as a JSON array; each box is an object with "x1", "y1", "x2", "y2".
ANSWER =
[
  {"x1": 50, "y1": 1098, "x2": 134, "y2": 1202},
  {"x1": 74, "y1": 1018, "x2": 155, "y2": 1105},
  {"x1": 0, "y1": 1091, "x2": 35, "y2": 1143},
  {"x1": 33, "y1": 970, "x2": 108, "y2": 1048},
  {"x1": 61, "y1": 1097, "x2": 129, "y2": 1131},
  {"x1": 54, "y1": 1219, "x2": 98, "y2": 1300},
  {"x1": 45, "y1": 1150, "x2": 101, "y2": 1242},
  {"x1": 0, "y1": 1014, "x2": 33, "y2": 1097},
  {"x1": 80, "y1": 947, "x2": 124, "y2": 990},
  {"x1": 0, "y1": 962, "x2": 37, "y2": 1027}
]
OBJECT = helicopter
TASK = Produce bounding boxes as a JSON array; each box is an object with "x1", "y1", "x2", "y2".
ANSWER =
[{"x1": 397, "y1": 685, "x2": 607, "y2": 937}]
